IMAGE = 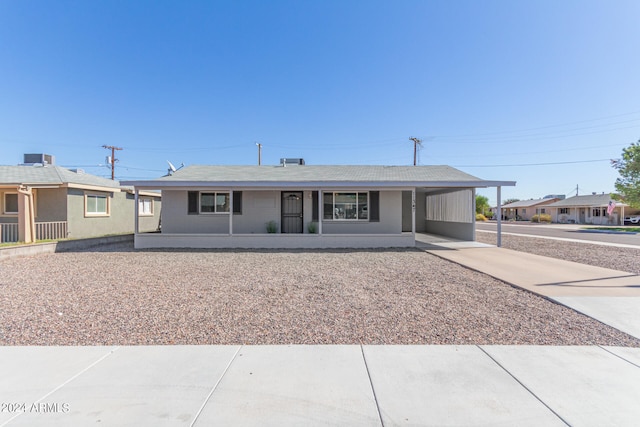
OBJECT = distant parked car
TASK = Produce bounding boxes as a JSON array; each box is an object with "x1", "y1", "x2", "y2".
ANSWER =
[{"x1": 624, "y1": 216, "x2": 640, "y2": 225}]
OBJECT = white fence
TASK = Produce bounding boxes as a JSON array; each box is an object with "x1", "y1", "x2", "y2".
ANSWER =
[{"x1": 1, "y1": 221, "x2": 68, "y2": 243}]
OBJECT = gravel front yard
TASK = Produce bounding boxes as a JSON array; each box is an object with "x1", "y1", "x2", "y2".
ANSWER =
[{"x1": 1, "y1": 244, "x2": 638, "y2": 346}]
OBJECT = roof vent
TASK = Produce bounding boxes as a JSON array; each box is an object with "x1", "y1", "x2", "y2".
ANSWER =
[
  {"x1": 280, "y1": 158, "x2": 305, "y2": 166},
  {"x1": 23, "y1": 153, "x2": 55, "y2": 166}
]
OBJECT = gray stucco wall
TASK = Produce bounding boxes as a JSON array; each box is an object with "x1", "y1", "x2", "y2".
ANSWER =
[
  {"x1": 35, "y1": 188, "x2": 67, "y2": 222},
  {"x1": 67, "y1": 189, "x2": 161, "y2": 239},
  {"x1": 415, "y1": 190, "x2": 427, "y2": 233},
  {"x1": 161, "y1": 190, "x2": 230, "y2": 234},
  {"x1": 161, "y1": 189, "x2": 403, "y2": 235},
  {"x1": 424, "y1": 220, "x2": 474, "y2": 240},
  {"x1": 233, "y1": 190, "x2": 281, "y2": 234}
]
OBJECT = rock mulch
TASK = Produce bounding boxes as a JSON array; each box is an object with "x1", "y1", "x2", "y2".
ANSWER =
[{"x1": 1, "y1": 245, "x2": 638, "y2": 346}]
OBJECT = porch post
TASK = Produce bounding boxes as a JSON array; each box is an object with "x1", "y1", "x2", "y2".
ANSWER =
[
  {"x1": 229, "y1": 190, "x2": 233, "y2": 235},
  {"x1": 17, "y1": 186, "x2": 35, "y2": 243},
  {"x1": 134, "y1": 189, "x2": 139, "y2": 234},
  {"x1": 318, "y1": 189, "x2": 323, "y2": 235},
  {"x1": 496, "y1": 186, "x2": 502, "y2": 247},
  {"x1": 411, "y1": 188, "x2": 416, "y2": 236}
]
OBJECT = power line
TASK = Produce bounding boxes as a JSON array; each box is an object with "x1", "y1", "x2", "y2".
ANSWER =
[
  {"x1": 429, "y1": 110, "x2": 640, "y2": 139},
  {"x1": 453, "y1": 158, "x2": 612, "y2": 168}
]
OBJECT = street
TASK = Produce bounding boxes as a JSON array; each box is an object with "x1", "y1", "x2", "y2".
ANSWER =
[{"x1": 476, "y1": 221, "x2": 640, "y2": 247}]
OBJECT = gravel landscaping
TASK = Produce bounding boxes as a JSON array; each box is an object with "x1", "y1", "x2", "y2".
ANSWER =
[
  {"x1": 476, "y1": 231, "x2": 640, "y2": 274},
  {"x1": 1, "y1": 243, "x2": 638, "y2": 346}
]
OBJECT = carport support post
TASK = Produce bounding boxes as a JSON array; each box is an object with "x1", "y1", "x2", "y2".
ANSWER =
[
  {"x1": 318, "y1": 189, "x2": 322, "y2": 235},
  {"x1": 497, "y1": 186, "x2": 502, "y2": 247},
  {"x1": 134, "y1": 189, "x2": 139, "y2": 234},
  {"x1": 229, "y1": 190, "x2": 233, "y2": 235}
]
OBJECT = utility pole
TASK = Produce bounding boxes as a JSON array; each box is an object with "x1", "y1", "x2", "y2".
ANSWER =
[
  {"x1": 409, "y1": 137, "x2": 422, "y2": 166},
  {"x1": 256, "y1": 142, "x2": 262, "y2": 165},
  {"x1": 102, "y1": 145, "x2": 123, "y2": 180}
]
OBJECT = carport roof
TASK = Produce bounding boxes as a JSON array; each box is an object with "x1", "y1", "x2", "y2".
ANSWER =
[{"x1": 122, "y1": 165, "x2": 516, "y2": 189}]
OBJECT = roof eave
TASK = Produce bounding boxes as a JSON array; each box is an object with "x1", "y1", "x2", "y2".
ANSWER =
[{"x1": 121, "y1": 179, "x2": 516, "y2": 190}]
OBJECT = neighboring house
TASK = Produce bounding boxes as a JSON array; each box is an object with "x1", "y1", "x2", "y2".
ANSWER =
[
  {"x1": 546, "y1": 193, "x2": 627, "y2": 225},
  {"x1": 122, "y1": 162, "x2": 515, "y2": 249},
  {"x1": 500, "y1": 198, "x2": 560, "y2": 221},
  {"x1": 0, "y1": 160, "x2": 161, "y2": 243}
]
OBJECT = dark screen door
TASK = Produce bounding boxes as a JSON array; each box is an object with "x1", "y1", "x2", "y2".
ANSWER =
[{"x1": 281, "y1": 192, "x2": 303, "y2": 233}]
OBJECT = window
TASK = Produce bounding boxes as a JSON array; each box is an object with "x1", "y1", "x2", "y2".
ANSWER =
[
  {"x1": 200, "y1": 192, "x2": 229, "y2": 213},
  {"x1": 522, "y1": 208, "x2": 526, "y2": 214},
  {"x1": 85, "y1": 193, "x2": 109, "y2": 216},
  {"x1": 188, "y1": 191, "x2": 241, "y2": 214},
  {"x1": 138, "y1": 197, "x2": 153, "y2": 216},
  {"x1": 323, "y1": 192, "x2": 369, "y2": 220},
  {"x1": 592, "y1": 208, "x2": 606, "y2": 217},
  {"x1": 559, "y1": 208, "x2": 569, "y2": 214},
  {"x1": 3, "y1": 193, "x2": 18, "y2": 214}
]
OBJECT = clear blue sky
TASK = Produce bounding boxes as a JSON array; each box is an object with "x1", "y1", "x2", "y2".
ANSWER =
[{"x1": 2, "y1": 0, "x2": 639, "y2": 205}]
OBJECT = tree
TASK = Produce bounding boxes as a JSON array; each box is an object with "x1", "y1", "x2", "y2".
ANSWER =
[
  {"x1": 612, "y1": 139, "x2": 640, "y2": 208},
  {"x1": 475, "y1": 194, "x2": 490, "y2": 214}
]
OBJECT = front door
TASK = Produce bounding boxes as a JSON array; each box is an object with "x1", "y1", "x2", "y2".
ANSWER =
[{"x1": 281, "y1": 192, "x2": 303, "y2": 233}]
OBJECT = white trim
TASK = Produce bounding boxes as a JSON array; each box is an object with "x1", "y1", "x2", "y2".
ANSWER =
[
  {"x1": 84, "y1": 192, "x2": 110, "y2": 217},
  {"x1": 123, "y1": 180, "x2": 516, "y2": 190}
]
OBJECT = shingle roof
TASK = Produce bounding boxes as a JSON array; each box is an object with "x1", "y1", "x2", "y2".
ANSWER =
[
  {"x1": 546, "y1": 193, "x2": 627, "y2": 207},
  {"x1": 0, "y1": 165, "x2": 122, "y2": 189},
  {"x1": 502, "y1": 198, "x2": 559, "y2": 208},
  {"x1": 122, "y1": 165, "x2": 515, "y2": 189}
]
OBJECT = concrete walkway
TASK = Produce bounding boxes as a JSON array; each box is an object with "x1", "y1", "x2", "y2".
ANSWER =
[{"x1": 1, "y1": 239, "x2": 640, "y2": 426}]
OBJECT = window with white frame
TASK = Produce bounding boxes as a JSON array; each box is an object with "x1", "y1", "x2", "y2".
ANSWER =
[
  {"x1": 559, "y1": 208, "x2": 569, "y2": 214},
  {"x1": 592, "y1": 207, "x2": 606, "y2": 217},
  {"x1": 200, "y1": 192, "x2": 230, "y2": 213},
  {"x1": 3, "y1": 193, "x2": 18, "y2": 214},
  {"x1": 323, "y1": 192, "x2": 368, "y2": 220},
  {"x1": 138, "y1": 197, "x2": 153, "y2": 216},
  {"x1": 85, "y1": 193, "x2": 109, "y2": 216}
]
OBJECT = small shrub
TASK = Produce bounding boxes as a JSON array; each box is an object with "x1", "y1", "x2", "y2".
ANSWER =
[
  {"x1": 266, "y1": 220, "x2": 278, "y2": 233},
  {"x1": 476, "y1": 213, "x2": 488, "y2": 221},
  {"x1": 531, "y1": 214, "x2": 552, "y2": 223},
  {"x1": 307, "y1": 222, "x2": 317, "y2": 234}
]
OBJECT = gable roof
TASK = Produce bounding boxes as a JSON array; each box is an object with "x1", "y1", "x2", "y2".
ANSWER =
[
  {"x1": 546, "y1": 193, "x2": 627, "y2": 208},
  {"x1": 0, "y1": 165, "x2": 123, "y2": 191},
  {"x1": 502, "y1": 198, "x2": 559, "y2": 208},
  {"x1": 122, "y1": 165, "x2": 515, "y2": 189}
]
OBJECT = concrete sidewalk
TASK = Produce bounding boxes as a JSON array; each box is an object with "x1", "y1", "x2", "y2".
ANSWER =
[
  {"x1": 419, "y1": 241, "x2": 640, "y2": 340},
  {"x1": 1, "y1": 345, "x2": 640, "y2": 426}
]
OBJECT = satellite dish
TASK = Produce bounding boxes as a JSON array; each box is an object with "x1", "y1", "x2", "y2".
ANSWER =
[{"x1": 165, "y1": 160, "x2": 184, "y2": 176}]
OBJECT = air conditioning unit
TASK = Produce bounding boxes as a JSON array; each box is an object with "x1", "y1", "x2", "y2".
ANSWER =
[
  {"x1": 280, "y1": 158, "x2": 305, "y2": 166},
  {"x1": 23, "y1": 153, "x2": 55, "y2": 166}
]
